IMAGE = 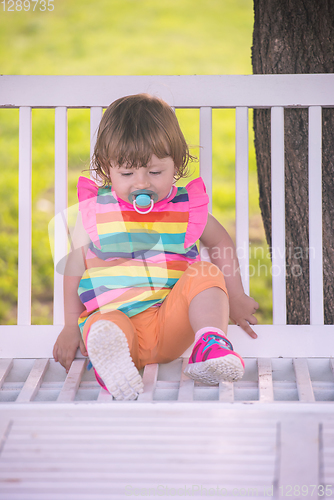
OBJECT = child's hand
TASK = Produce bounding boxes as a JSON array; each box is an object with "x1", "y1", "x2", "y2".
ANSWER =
[
  {"x1": 229, "y1": 293, "x2": 259, "y2": 339},
  {"x1": 53, "y1": 326, "x2": 88, "y2": 373}
]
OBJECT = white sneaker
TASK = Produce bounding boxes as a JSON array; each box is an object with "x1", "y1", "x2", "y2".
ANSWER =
[{"x1": 87, "y1": 320, "x2": 144, "y2": 401}]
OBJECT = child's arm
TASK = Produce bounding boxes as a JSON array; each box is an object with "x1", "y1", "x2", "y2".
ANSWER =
[
  {"x1": 200, "y1": 213, "x2": 259, "y2": 338},
  {"x1": 53, "y1": 274, "x2": 87, "y2": 372},
  {"x1": 53, "y1": 213, "x2": 90, "y2": 372}
]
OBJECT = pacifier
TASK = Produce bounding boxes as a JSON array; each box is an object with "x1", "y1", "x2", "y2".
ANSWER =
[{"x1": 129, "y1": 189, "x2": 159, "y2": 214}]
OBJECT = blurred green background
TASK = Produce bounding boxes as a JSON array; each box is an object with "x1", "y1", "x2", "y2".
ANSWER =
[{"x1": 0, "y1": 0, "x2": 272, "y2": 325}]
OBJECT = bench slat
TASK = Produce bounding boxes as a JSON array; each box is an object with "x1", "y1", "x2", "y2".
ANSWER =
[
  {"x1": 0, "y1": 325, "x2": 334, "y2": 359},
  {"x1": 330, "y1": 358, "x2": 334, "y2": 377},
  {"x1": 97, "y1": 387, "x2": 113, "y2": 402},
  {"x1": 293, "y1": 358, "x2": 315, "y2": 402},
  {"x1": 178, "y1": 358, "x2": 194, "y2": 401},
  {"x1": 278, "y1": 419, "x2": 319, "y2": 494},
  {"x1": 219, "y1": 381, "x2": 234, "y2": 402},
  {"x1": 258, "y1": 358, "x2": 274, "y2": 402},
  {"x1": 57, "y1": 359, "x2": 87, "y2": 403},
  {"x1": 2, "y1": 74, "x2": 334, "y2": 107},
  {"x1": 0, "y1": 359, "x2": 13, "y2": 389},
  {"x1": 16, "y1": 359, "x2": 49, "y2": 403},
  {"x1": 137, "y1": 364, "x2": 158, "y2": 402}
]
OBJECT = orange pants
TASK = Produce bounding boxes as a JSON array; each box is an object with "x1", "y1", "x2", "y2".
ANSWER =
[{"x1": 82, "y1": 261, "x2": 227, "y2": 370}]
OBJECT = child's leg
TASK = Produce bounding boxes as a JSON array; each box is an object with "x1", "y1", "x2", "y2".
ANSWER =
[
  {"x1": 82, "y1": 310, "x2": 143, "y2": 400},
  {"x1": 155, "y1": 261, "x2": 228, "y2": 360},
  {"x1": 156, "y1": 261, "x2": 244, "y2": 383},
  {"x1": 187, "y1": 271, "x2": 244, "y2": 383},
  {"x1": 188, "y1": 286, "x2": 229, "y2": 338}
]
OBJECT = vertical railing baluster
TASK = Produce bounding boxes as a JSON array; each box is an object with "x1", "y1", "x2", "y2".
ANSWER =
[
  {"x1": 308, "y1": 106, "x2": 324, "y2": 325},
  {"x1": 53, "y1": 107, "x2": 68, "y2": 325},
  {"x1": 17, "y1": 107, "x2": 32, "y2": 325},
  {"x1": 90, "y1": 107, "x2": 103, "y2": 182},
  {"x1": 235, "y1": 107, "x2": 250, "y2": 295},
  {"x1": 271, "y1": 107, "x2": 286, "y2": 325},
  {"x1": 199, "y1": 107, "x2": 213, "y2": 262},
  {"x1": 200, "y1": 107, "x2": 213, "y2": 212}
]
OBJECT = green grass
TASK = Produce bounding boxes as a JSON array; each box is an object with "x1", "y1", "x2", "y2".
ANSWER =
[
  {"x1": 0, "y1": 0, "x2": 273, "y2": 325},
  {"x1": 1, "y1": 0, "x2": 253, "y2": 75}
]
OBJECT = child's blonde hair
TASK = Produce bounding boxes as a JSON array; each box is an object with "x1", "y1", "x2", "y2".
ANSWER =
[{"x1": 91, "y1": 93, "x2": 195, "y2": 185}]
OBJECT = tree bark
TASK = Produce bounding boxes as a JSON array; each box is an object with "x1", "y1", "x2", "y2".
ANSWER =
[{"x1": 252, "y1": 0, "x2": 334, "y2": 324}]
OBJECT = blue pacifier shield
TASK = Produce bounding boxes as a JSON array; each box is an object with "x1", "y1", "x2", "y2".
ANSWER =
[
  {"x1": 128, "y1": 189, "x2": 159, "y2": 205},
  {"x1": 135, "y1": 193, "x2": 151, "y2": 207}
]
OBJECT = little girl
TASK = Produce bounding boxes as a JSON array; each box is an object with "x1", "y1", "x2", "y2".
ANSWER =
[{"x1": 53, "y1": 93, "x2": 259, "y2": 400}]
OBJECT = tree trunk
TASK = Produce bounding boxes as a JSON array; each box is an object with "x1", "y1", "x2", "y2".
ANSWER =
[{"x1": 252, "y1": 0, "x2": 334, "y2": 324}]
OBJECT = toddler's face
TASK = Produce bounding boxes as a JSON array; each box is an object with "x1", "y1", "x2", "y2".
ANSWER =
[{"x1": 109, "y1": 154, "x2": 177, "y2": 204}]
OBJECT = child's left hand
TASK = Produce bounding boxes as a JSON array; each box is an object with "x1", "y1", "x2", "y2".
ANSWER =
[{"x1": 229, "y1": 293, "x2": 259, "y2": 339}]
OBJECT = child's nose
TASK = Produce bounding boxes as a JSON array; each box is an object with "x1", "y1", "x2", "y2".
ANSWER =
[{"x1": 134, "y1": 172, "x2": 150, "y2": 189}]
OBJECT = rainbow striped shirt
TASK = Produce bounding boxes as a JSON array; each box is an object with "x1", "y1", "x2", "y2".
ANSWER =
[{"x1": 77, "y1": 176, "x2": 209, "y2": 330}]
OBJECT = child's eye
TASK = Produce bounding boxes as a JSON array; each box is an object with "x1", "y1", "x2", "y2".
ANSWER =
[
  {"x1": 121, "y1": 172, "x2": 133, "y2": 177},
  {"x1": 150, "y1": 171, "x2": 161, "y2": 175}
]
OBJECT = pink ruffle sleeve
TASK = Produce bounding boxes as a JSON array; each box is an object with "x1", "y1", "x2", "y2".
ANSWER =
[
  {"x1": 184, "y1": 177, "x2": 209, "y2": 249},
  {"x1": 77, "y1": 176, "x2": 101, "y2": 249}
]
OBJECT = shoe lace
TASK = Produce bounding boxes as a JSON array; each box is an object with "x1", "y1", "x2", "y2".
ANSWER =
[{"x1": 202, "y1": 333, "x2": 234, "y2": 351}]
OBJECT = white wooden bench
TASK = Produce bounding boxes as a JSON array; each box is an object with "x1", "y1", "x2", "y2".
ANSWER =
[{"x1": 0, "y1": 75, "x2": 334, "y2": 499}]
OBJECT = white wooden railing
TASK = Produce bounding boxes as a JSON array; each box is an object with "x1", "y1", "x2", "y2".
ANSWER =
[{"x1": 0, "y1": 74, "x2": 333, "y2": 360}]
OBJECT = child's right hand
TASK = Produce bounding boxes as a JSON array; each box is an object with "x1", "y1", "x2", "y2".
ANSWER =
[
  {"x1": 229, "y1": 292, "x2": 259, "y2": 339},
  {"x1": 53, "y1": 326, "x2": 88, "y2": 373}
]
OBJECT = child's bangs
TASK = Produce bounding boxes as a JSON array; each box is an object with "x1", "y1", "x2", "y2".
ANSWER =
[{"x1": 113, "y1": 124, "x2": 172, "y2": 169}]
